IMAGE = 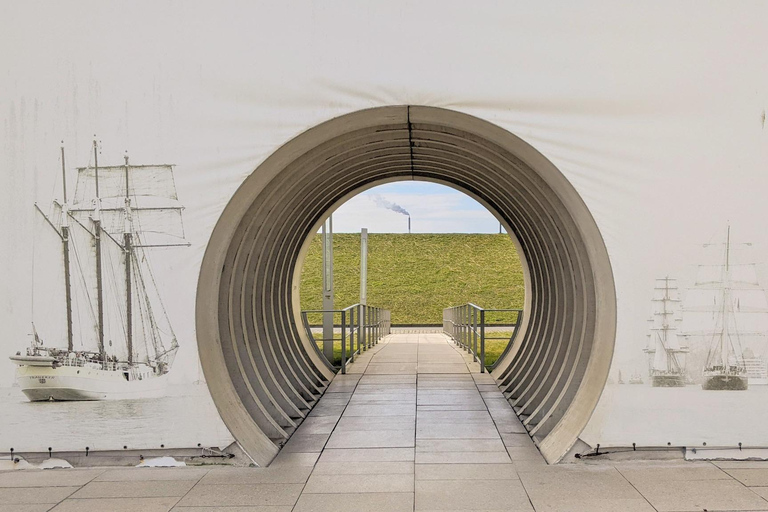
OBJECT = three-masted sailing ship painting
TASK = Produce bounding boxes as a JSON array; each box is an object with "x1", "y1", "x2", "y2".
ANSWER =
[
  {"x1": 643, "y1": 277, "x2": 689, "y2": 387},
  {"x1": 679, "y1": 226, "x2": 768, "y2": 390},
  {"x1": 9, "y1": 141, "x2": 189, "y2": 401}
]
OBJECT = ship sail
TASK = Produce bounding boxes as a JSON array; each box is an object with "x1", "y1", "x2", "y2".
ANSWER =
[
  {"x1": 12, "y1": 143, "x2": 188, "y2": 402},
  {"x1": 68, "y1": 161, "x2": 187, "y2": 366},
  {"x1": 30, "y1": 203, "x2": 68, "y2": 350},
  {"x1": 643, "y1": 277, "x2": 688, "y2": 386}
]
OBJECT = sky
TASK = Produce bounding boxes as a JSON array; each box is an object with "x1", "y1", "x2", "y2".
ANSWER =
[{"x1": 326, "y1": 181, "x2": 504, "y2": 234}]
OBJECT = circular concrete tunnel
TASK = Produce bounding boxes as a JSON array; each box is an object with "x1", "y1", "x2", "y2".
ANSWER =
[{"x1": 196, "y1": 106, "x2": 616, "y2": 465}]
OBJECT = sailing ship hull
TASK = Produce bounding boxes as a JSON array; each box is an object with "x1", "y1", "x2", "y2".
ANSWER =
[
  {"x1": 701, "y1": 374, "x2": 748, "y2": 391},
  {"x1": 651, "y1": 374, "x2": 686, "y2": 387},
  {"x1": 14, "y1": 364, "x2": 168, "y2": 401}
]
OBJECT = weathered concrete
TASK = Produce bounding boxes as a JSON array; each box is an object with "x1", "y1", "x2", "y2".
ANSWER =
[{"x1": 6, "y1": 334, "x2": 768, "y2": 511}]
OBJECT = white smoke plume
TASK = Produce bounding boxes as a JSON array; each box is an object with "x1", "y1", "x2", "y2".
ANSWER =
[{"x1": 370, "y1": 194, "x2": 410, "y2": 216}]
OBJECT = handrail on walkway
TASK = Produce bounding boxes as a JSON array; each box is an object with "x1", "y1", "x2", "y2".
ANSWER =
[
  {"x1": 301, "y1": 304, "x2": 391, "y2": 375},
  {"x1": 442, "y1": 304, "x2": 523, "y2": 373}
]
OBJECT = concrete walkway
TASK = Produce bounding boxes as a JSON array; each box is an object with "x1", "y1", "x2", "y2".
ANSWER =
[{"x1": 4, "y1": 334, "x2": 768, "y2": 511}]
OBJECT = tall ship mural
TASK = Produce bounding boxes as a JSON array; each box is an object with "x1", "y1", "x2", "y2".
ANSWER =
[
  {"x1": 680, "y1": 226, "x2": 768, "y2": 391},
  {"x1": 9, "y1": 141, "x2": 189, "y2": 401},
  {"x1": 643, "y1": 277, "x2": 688, "y2": 387}
]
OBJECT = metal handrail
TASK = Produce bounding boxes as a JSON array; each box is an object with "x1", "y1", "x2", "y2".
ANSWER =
[
  {"x1": 302, "y1": 304, "x2": 391, "y2": 374},
  {"x1": 442, "y1": 304, "x2": 523, "y2": 373}
]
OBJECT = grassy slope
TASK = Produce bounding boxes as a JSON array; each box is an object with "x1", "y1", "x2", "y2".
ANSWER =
[{"x1": 299, "y1": 234, "x2": 524, "y2": 325}]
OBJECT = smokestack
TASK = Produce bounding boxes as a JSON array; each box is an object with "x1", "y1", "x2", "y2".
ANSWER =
[{"x1": 408, "y1": 216, "x2": 411, "y2": 234}]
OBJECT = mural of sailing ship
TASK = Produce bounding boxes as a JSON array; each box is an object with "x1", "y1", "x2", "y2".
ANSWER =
[
  {"x1": 680, "y1": 226, "x2": 768, "y2": 391},
  {"x1": 643, "y1": 277, "x2": 689, "y2": 387},
  {"x1": 9, "y1": 141, "x2": 189, "y2": 401}
]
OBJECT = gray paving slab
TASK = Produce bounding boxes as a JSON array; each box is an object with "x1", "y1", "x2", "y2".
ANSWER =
[
  {"x1": 629, "y1": 478, "x2": 768, "y2": 511},
  {"x1": 349, "y1": 391, "x2": 417, "y2": 402},
  {"x1": 617, "y1": 462, "x2": 731, "y2": 485},
  {"x1": 416, "y1": 438, "x2": 507, "y2": 453},
  {"x1": 312, "y1": 461, "x2": 413, "y2": 475},
  {"x1": 335, "y1": 415, "x2": 415, "y2": 431},
  {"x1": 319, "y1": 447, "x2": 415, "y2": 462},
  {"x1": 280, "y1": 434, "x2": 329, "y2": 453},
  {"x1": 416, "y1": 363, "x2": 469, "y2": 374},
  {"x1": 527, "y1": 497, "x2": 657, "y2": 512},
  {"x1": 95, "y1": 467, "x2": 209, "y2": 482},
  {"x1": 417, "y1": 381, "x2": 477, "y2": 389},
  {"x1": 723, "y1": 468, "x2": 768, "y2": 486},
  {"x1": 294, "y1": 416, "x2": 339, "y2": 435},
  {"x1": 501, "y1": 433, "x2": 536, "y2": 448},
  {"x1": 0, "y1": 505, "x2": 53, "y2": 512},
  {"x1": 306, "y1": 402, "x2": 346, "y2": 417},
  {"x1": 356, "y1": 383, "x2": 417, "y2": 390},
  {"x1": 519, "y1": 467, "x2": 643, "y2": 502},
  {"x1": 417, "y1": 404, "x2": 488, "y2": 411},
  {"x1": 418, "y1": 410, "x2": 491, "y2": 420},
  {"x1": 415, "y1": 479, "x2": 533, "y2": 511},
  {"x1": 415, "y1": 463, "x2": 518, "y2": 480},
  {"x1": 364, "y1": 363, "x2": 417, "y2": 374},
  {"x1": 70, "y1": 480, "x2": 196, "y2": 498},
  {"x1": 198, "y1": 466, "x2": 312, "y2": 484},
  {"x1": 293, "y1": 492, "x2": 413, "y2": 512},
  {"x1": 326, "y1": 429, "x2": 415, "y2": 449},
  {"x1": 714, "y1": 460, "x2": 768, "y2": 469},
  {"x1": 344, "y1": 404, "x2": 416, "y2": 417},
  {"x1": 507, "y1": 446, "x2": 546, "y2": 462},
  {"x1": 51, "y1": 497, "x2": 180, "y2": 511},
  {"x1": 359, "y1": 375, "x2": 416, "y2": 384},
  {"x1": 268, "y1": 451, "x2": 320, "y2": 467},
  {"x1": 0, "y1": 469, "x2": 103, "y2": 487},
  {"x1": 0, "y1": 487, "x2": 78, "y2": 504},
  {"x1": 416, "y1": 423, "x2": 500, "y2": 440},
  {"x1": 170, "y1": 507, "x2": 292, "y2": 512},
  {"x1": 415, "y1": 451, "x2": 512, "y2": 464},
  {"x1": 177, "y1": 483, "x2": 303, "y2": 507},
  {"x1": 303, "y1": 473, "x2": 413, "y2": 493}
]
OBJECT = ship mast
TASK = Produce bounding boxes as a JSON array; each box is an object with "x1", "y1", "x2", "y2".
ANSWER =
[
  {"x1": 124, "y1": 153, "x2": 133, "y2": 363},
  {"x1": 720, "y1": 224, "x2": 732, "y2": 371},
  {"x1": 661, "y1": 277, "x2": 671, "y2": 371},
  {"x1": 60, "y1": 143, "x2": 74, "y2": 352},
  {"x1": 92, "y1": 139, "x2": 106, "y2": 358}
]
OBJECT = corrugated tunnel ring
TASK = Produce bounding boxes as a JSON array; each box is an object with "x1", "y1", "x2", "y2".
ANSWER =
[{"x1": 196, "y1": 106, "x2": 616, "y2": 465}]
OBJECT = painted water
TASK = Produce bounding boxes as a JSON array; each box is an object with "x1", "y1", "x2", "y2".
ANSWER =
[
  {"x1": 0, "y1": 384, "x2": 233, "y2": 453},
  {"x1": 583, "y1": 383, "x2": 768, "y2": 448}
]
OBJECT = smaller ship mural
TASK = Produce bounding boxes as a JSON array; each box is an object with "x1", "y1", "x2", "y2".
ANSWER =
[
  {"x1": 643, "y1": 277, "x2": 688, "y2": 387},
  {"x1": 680, "y1": 225, "x2": 768, "y2": 391}
]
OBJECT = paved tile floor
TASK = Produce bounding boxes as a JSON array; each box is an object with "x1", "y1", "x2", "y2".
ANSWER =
[{"x1": 4, "y1": 334, "x2": 768, "y2": 511}]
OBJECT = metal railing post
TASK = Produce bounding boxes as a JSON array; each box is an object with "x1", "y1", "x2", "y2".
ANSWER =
[
  {"x1": 472, "y1": 307, "x2": 478, "y2": 362},
  {"x1": 463, "y1": 306, "x2": 469, "y2": 352},
  {"x1": 458, "y1": 307, "x2": 462, "y2": 347},
  {"x1": 341, "y1": 310, "x2": 347, "y2": 375},
  {"x1": 455, "y1": 306, "x2": 460, "y2": 346},
  {"x1": 349, "y1": 307, "x2": 355, "y2": 364},
  {"x1": 358, "y1": 304, "x2": 364, "y2": 353},
  {"x1": 480, "y1": 309, "x2": 486, "y2": 373}
]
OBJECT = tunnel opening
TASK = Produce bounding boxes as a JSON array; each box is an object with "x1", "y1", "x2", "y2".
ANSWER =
[
  {"x1": 196, "y1": 105, "x2": 616, "y2": 465},
  {"x1": 297, "y1": 179, "x2": 526, "y2": 368}
]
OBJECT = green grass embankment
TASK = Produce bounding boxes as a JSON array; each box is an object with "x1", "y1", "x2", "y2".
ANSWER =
[{"x1": 299, "y1": 233, "x2": 524, "y2": 325}]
